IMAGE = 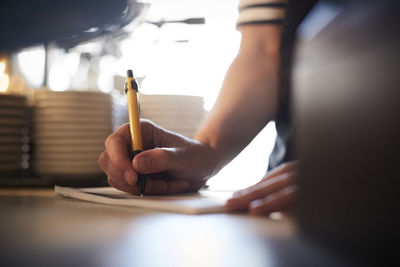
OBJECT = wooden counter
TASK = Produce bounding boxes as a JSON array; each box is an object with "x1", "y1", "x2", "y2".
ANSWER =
[{"x1": 0, "y1": 188, "x2": 354, "y2": 267}]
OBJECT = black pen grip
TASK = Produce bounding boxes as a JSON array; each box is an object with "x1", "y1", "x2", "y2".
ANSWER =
[{"x1": 129, "y1": 150, "x2": 146, "y2": 195}]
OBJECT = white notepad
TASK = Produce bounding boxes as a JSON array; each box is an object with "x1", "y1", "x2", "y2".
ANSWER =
[{"x1": 55, "y1": 186, "x2": 231, "y2": 215}]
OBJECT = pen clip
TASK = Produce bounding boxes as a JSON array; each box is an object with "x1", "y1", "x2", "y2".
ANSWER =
[{"x1": 124, "y1": 80, "x2": 138, "y2": 93}]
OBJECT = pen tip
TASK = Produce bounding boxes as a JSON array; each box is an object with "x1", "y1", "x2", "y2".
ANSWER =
[{"x1": 127, "y1": 69, "x2": 133, "y2": 78}]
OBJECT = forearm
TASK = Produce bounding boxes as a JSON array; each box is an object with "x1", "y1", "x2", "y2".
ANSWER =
[{"x1": 195, "y1": 25, "x2": 281, "y2": 172}]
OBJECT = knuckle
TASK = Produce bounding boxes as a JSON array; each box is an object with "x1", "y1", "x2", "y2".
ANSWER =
[
  {"x1": 114, "y1": 160, "x2": 127, "y2": 171},
  {"x1": 280, "y1": 162, "x2": 292, "y2": 171},
  {"x1": 140, "y1": 119, "x2": 154, "y2": 137},
  {"x1": 98, "y1": 151, "x2": 107, "y2": 169},
  {"x1": 115, "y1": 123, "x2": 129, "y2": 134},
  {"x1": 140, "y1": 118, "x2": 153, "y2": 126},
  {"x1": 281, "y1": 161, "x2": 298, "y2": 171},
  {"x1": 106, "y1": 133, "x2": 125, "y2": 150},
  {"x1": 97, "y1": 152, "x2": 104, "y2": 167},
  {"x1": 107, "y1": 176, "x2": 118, "y2": 188},
  {"x1": 156, "y1": 148, "x2": 168, "y2": 159},
  {"x1": 104, "y1": 133, "x2": 115, "y2": 149},
  {"x1": 107, "y1": 176, "x2": 114, "y2": 186},
  {"x1": 154, "y1": 148, "x2": 173, "y2": 169}
]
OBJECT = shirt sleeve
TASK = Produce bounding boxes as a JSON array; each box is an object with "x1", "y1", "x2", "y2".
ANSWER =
[{"x1": 236, "y1": 0, "x2": 288, "y2": 27}]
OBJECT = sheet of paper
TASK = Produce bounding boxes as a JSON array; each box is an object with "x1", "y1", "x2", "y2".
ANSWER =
[{"x1": 55, "y1": 186, "x2": 232, "y2": 215}]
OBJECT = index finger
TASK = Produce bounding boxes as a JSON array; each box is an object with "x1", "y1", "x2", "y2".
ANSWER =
[
  {"x1": 105, "y1": 124, "x2": 137, "y2": 184},
  {"x1": 226, "y1": 172, "x2": 296, "y2": 211},
  {"x1": 256, "y1": 160, "x2": 299, "y2": 184}
]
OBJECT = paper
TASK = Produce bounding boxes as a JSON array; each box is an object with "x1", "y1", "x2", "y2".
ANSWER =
[{"x1": 55, "y1": 186, "x2": 232, "y2": 215}]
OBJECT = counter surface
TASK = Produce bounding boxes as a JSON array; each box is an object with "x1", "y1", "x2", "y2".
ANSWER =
[{"x1": 0, "y1": 188, "x2": 354, "y2": 267}]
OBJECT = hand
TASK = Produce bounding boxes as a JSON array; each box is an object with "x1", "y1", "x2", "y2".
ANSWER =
[
  {"x1": 98, "y1": 120, "x2": 217, "y2": 195},
  {"x1": 226, "y1": 161, "x2": 298, "y2": 216}
]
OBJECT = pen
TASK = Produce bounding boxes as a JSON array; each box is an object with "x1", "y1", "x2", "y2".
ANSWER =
[{"x1": 125, "y1": 69, "x2": 145, "y2": 198}]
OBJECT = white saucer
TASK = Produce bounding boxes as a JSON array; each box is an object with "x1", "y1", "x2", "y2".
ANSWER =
[
  {"x1": 35, "y1": 164, "x2": 102, "y2": 175},
  {"x1": 34, "y1": 150, "x2": 101, "y2": 160},
  {"x1": 149, "y1": 120, "x2": 201, "y2": 129},
  {"x1": 140, "y1": 110, "x2": 204, "y2": 118},
  {"x1": 34, "y1": 115, "x2": 112, "y2": 124},
  {"x1": 0, "y1": 94, "x2": 27, "y2": 107},
  {"x1": 139, "y1": 94, "x2": 203, "y2": 104},
  {"x1": 34, "y1": 107, "x2": 112, "y2": 117},
  {"x1": 34, "y1": 129, "x2": 111, "y2": 138},
  {"x1": 140, "y1": 103, "x2": 204, "y2": 111},
  {"x1": 34, "y1": 145, "x2": 105, "y2": 153},
  {"x1": 34, "y1": 138, "x2": 106, "y2": 146},
  {"x1": 34, "y1": 90, "x2": 111, "y2": 101},
  {"x1": 0, "y1": 108, "x2": 28, "y2": 117},
  {"x1": 0, "y1": 136, "x2": 23, "y2": 143},
  {"x1": 0, "y1": 162, "x2": 20, "y2": 171},
  {"x1": 35, "y1": 157, "x2": 98, "y2": 167},
  {"x1": 34, "y1": 134, "x2": 106, "y2": 141},
  {"x1": 0, "y1": 127, "x2": 24, "y2": 135},
  {"x1": 0, "y1": 118, "x2": 27, "y2": 126},
  {"x1": 0, "y1": 154, "x2": 22, "y2": 161},
  {"x1": 0, "y1": 144, "x2": 23, "y2": 152},
  {"x1": 33, "y1": 121, "x2": 112, "y2": 131},
  {"x1": 34, "y1": 101, "x2": 112, "y2": 110}
]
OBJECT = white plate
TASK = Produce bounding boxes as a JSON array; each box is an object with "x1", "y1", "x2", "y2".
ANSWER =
[
  {"x1": 163, "y1": 126, "x2": 201, "y2": 131},
  {"x1": 34, "y1": 90, "x2": 111, "y2": 101},
  {"x1": 34, "y1": 151, "x2": 101, "y2": 160},
  {"x1": 34, "y1": 138, "x2": 106, "y2": 146},
  {"x1": 0, "y1": 127, "x2": 24, "y2": 135},
  {"x1": 34, "y1": 117, "x2": 112, "y2": 124},
  {"x1": 34, "y1": 157, "x2": 98, "y2": 167},
  {"x1": 0, "y1": 118, "x2": 28, "y2": 126},
  {"x1": 141, "y1": 114, "x2": 204, "y2": 123},
  {"x1": 34, "y1": 100, "x2": 112, "y2": 110},
  {"x1": 140, "y1": 103, "x2": 204, "y2": 111},
  {"x1": 139, "y1": 94, "x2": 203, "y2": 104},
  {"x1": 149, "y1": 120, "x2": 201, "y2": 128},
  {"x1": 0, "y1": 143, "x2": 23, "y2": 149},
  {"x1": 35, "y1": 165, "x2": 102, "y2": 175},
  {"x1": 34, "y1": 121, "x2": 112, "y2": 131},
  {"x1": 34, "y1": 135, "x2": 106, "y2": 142},
  {"x1": 141, "y1": 109, "x2": 204, "y2": 117},
  {"x1": 0, "y1": 144, "x2": 23, "y2": 152},
  {"x1": 0, "y1": 108, "x2": 28, "y2": 117},
  {"x1": 0, "y1": 136, "x2": 23, "y2": 143},
  {"x1": 0, "y1": 150, "x2": 22, "y2": 156},
  {"x1": 0, "y1": 154, "x2": 22, "y2": 161},
  {"x1": 0, "y1": 94, "x2": 27, "y2": 107},
  {"x1": 34, "y1": 107, "x2": 112, "y2": 117},
  {"x1": 35, "y1": 145, "x2": 105, "y2": 154},
  {"x1": 34, "y1": 129, "x2": 111, "y2": 138},
  {"x1": 0, "y1": 162, "x2": 20, "y2": 171}
]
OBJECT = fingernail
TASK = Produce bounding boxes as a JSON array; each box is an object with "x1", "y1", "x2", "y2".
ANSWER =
[
  {"x1": 136, "y1": 157, "x2": 152, "y2": 172},
  {"x1": 249, "y1": 199, "x2": 263, "y2": 209},
  {"x1": 232, "y1": 190, "x2": 245, "y2": 198},
  {"x1": 124, "y1": 170, "x2": 136, "y2": 186}
]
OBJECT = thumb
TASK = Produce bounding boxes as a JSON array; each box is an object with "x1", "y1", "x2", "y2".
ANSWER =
[{"x1": 132, "y1": 147, "x2": 179, "y2": 174}]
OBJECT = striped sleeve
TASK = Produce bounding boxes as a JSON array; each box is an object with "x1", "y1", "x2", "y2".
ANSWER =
[{"x1": 236, "y1": 0, "x2": 287, "y2": 27}]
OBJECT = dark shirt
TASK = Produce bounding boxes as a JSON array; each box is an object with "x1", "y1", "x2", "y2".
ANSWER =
[{"x1": 268, "y1": 0, "x2": 317, "y2": 170}]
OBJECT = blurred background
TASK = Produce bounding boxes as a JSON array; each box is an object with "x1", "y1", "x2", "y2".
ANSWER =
[{"x1": 0, "y1": 0, "x2": 276, "y2": 190}]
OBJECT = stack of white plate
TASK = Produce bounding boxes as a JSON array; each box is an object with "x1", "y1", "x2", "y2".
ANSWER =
[
  {"x1": 33, "y1": 90, "x2": 112, "y2": 178},
  {"x1": 0, "y1": 94, "x2": 29, "y2": 175},
  {"x1": 139, "y1": 94, "x2": 205, "y2": 138}
]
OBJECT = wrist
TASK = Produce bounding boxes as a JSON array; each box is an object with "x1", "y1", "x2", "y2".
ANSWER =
[{"x1": 191, "y1": 137, "x2": 225, "y2": 180}]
